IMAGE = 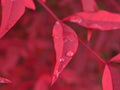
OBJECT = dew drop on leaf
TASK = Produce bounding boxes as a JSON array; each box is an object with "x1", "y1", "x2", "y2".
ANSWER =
[
  {"x1": 56, "y1": 21, "x2": 60, "y2": 25},
  {"x1": 70, "y1": 19, "x2": 82, "y2": 24},
  {"x1": 66, "y1": 51, "x2": 74, "y2": 57},
  {"x1": 66, "y1": 10, "x2": 120, "y2": 30},
  {"x1": 60, "y1": 58, "x2": 65, "y2": 62}
]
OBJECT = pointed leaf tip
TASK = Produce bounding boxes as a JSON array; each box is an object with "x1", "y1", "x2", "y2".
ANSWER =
[
  {"x1": 102, "y1": 65, "x2": 113, "y2": 90},
  {"x1": 110, "y1": 54, "x2": 120, "y2": 63},
  {"x1": 24, "y1": 0, "x2": 36, "y2": 10},
  {"x1": 87, "y1": 29, "x2": 93, "y2": 42}
]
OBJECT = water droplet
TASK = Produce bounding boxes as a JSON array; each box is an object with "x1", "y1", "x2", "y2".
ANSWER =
[
  {"x1": 64, "y1": 37, "x2": 74, "y2": 43},
  {"x1": 91, "y1": 24, "x2": 102, "y2": 29},
  {"x1": 56, "y1": 21, "x2": 60, "y2": 25},
  {"x1": 60, "y1": 58, "x2": 64, "y2": 62},
  {"x1": 70, "y1": 19, "x2": 82, "y2": 23},
  {"x1": 66, "y1": 51, "x2": 74, "y2": 57}
]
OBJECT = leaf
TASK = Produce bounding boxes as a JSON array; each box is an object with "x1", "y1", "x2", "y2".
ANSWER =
[
  {"x1": 52, "y1": 22, "x2": 78, "y2": 85},
  {"x1": 109, "y1": 66, "x2": 120, "y2": 90},
  {"x1": 64, "y1": 10, "x2": 120, "y2": 30},
  {"x1": 87, "y1": 29, "x2": 93, "y2": 42},
  {"x1": 24, "y1": 0, "x2": 36, "y2": 10},
  {"x1": 110, "y1": 54, "x2": 120, "y2": 63},
  {"x1": 102, "y1": 65, "x2": 113, "y2": 90},
  {"x1": 0, "y1": 0, "x2": 25, "y2": 39},
  {"x1": 0, "y1": 77, "x2": 11, "y2": 83},
  {"x1": 81, "y1": 0, "x2": 98, "y2": 41},
  {"x1": 81, "y1": 0, "x2": 98, "y2": 12},
  {"x1": 0, "y1": 0, "x2": 36, "y2": 39}
]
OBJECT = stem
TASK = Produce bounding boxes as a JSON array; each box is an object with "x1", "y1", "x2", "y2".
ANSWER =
[
  {"x1": 79, "y1": 38, "x2": 106, "y2": 64},
  {"x1": 38, "y1": 0, "x2": 60, "y2": 21}
]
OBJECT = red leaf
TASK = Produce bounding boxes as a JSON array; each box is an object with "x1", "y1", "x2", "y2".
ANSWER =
[
  {"x1": 81, "y1": 0, "x2": 98, "y2": 41},
  {"x1": 109, "y1": 66, "x2": 120, "y2": 90},
  {"x1": 110, "y1": 54, "x2": 120, "y2": 63},
  {"x1": 24, "y1": 0, "x2": 36, "y2": 10},
  {"x1": 0, "y1": 0, "x2": 36, "y2": 39},
  {"x1": 52, "y1": 22, "x2": 78, "y2": 85},
  {"x1": 81, "y1": 0, "x2": 98, "y2": 12},
  {"x1": 102, "y1": 65, "x2": 113, "y2": 90},
  {"x1": 87, "y1": 29, "x2": 93, "y2": 42},
  {"x1": 0, "y1": 0, "x2": 25, "y2": 38},
  {"x1": 64, "y1": 10, "x2": 120, "y2": 30},
  {"x1": 0, "y1": 77, "x2": 11, "y2": 83}
]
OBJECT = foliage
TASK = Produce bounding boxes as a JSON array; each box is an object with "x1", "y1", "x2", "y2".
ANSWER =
[{"x1": 0, "y1": 0, "x2": 120, "y2": 90}]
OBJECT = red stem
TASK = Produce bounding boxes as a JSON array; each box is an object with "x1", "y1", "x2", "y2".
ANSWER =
[
  {"x1": 37, "y1": 0, "x2": 60, "y2": 21},
  {"x1": 79, "y1": 38, "x2": 106, "y2": 64}
]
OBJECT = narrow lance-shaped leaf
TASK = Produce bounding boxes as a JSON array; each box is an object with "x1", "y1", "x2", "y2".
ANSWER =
[
  {"x1": 109, "y1": 53, "x2": 120, "y2": 63},
  {"x1": 102, "y1": 65, "x2": 113, "y2": 90},
  {"x1": 0, "y1": 77, "x2": 12, "y2": 83},
  {"x1": 64, "y1": 10, "x2": 120, "y2": 31},
  {"x1": 52, "y1": 22, "x2": 78, "y2": 85}
]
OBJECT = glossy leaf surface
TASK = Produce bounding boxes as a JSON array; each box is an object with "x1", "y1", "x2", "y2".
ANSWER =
[
  {"x1": 52, "y1": 22, "x2": 78, "y2": 85},
  {"x1": 110, "y1": 54, "x2": 120, "y2": 63},
  {"x1": 0, "y1": 0, "x2": 36, "y2": 39},
  {"x1": 65, "y1": 10, "x2": 120, "y2": 30}
]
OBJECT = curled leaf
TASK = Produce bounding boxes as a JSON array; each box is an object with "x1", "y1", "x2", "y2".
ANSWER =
[
  {"x1": 52, "y1": 22, "x2": 78, "y2": 85},
  {"x1": 64, "y1": 10, "x2": 120, "y2": 30}
]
